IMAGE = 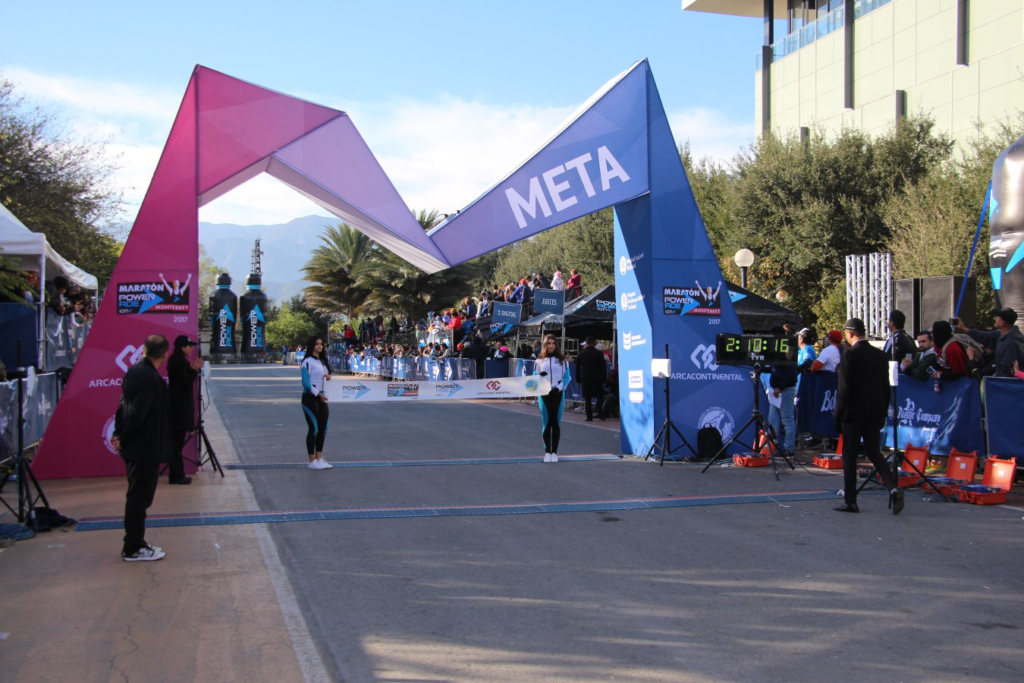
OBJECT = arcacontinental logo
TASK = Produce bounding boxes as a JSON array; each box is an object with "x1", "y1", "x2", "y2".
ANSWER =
[{"x1": 622, "y1": 331, "x2": 647, "y2": 351}]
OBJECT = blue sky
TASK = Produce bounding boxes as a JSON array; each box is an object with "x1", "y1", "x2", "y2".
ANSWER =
[{"x1": 1, "y1": 0, "x2": 762, "y2": 226}]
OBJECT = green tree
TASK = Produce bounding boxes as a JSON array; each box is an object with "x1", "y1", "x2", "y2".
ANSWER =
[
  {"x1": 725, "y1": 117, "x2": 950, "y2": 325},
  {"x1": 196, "y1": 244, "x2": 225, "y2": 330},
  {"x1": 491, "y1": 209, "x2": 615, "y2": 292},
  {"x1": 264, "y1": 303, "x2": 317, "y2": 348},
  {"x1": 0, "y1": 76, "x2": 124, "y2": 282},
  {"x1": 301, "y1": 223, "x2": 374, "y2": 320}
]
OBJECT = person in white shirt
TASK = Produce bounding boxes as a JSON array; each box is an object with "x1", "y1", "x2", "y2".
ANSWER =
[
  {"x1": 300, "y1": 336, "x2": 333, "y2": 470},
  {"x1": 811, "y1": 330, "x2": 843, "y2": 373},
  {"x1": 551, "y1": 271, "x2": 564, "y2": 291},
  {"x1": 534, "y1": 334, "x2": 572, "y2": 462}
]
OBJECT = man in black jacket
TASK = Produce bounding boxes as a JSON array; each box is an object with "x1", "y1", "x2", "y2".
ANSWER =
[
  {"x1": 167, "y1": 335, "x2": 202, "y2": 484},
  {"x1": 955, "y1": 307, "x2": 1024, "y2": 377},
  {"x1": 577, "y1": 337, "x2": 607, "y2": 421},
  {"x1": 834, "y1": 318, "x2": 904, "y2": 515},
  {"x1": 112, "y1": 334, "x2": 173, "y2": 561}
]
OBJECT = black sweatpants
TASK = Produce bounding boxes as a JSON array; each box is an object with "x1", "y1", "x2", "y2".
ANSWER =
[
  {"x1": 123, "y1": 460, "x2": 160, "y2": 555},
  {"x1": 169, "y1": 429, "x2": 187, "y2": 482},
  {"x1": 540, "y1": 388, "x2": 564, "y2": 454},
  {"x1": 842, "y1": 419, "x2": 896, "y2": 505},
  {"x1": 302, "y1": 392, "x2": 330, "y2": 455},
  {"x1": 583, "y1": 384, "x2": 605, "y2": 420}
]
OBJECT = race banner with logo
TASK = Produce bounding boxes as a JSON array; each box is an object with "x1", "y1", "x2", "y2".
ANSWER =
[
  {"x1": 325, "y1": 375, "x2": 550, "y2": 403},
  {"x1": 982, "y1": 377, "x2": 1024, "y2": 460},
  {"x1": 882, "y1": 376, "x2": 983, "y2": 455}
]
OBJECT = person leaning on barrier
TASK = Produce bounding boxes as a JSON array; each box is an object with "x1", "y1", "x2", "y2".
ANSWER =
[
  {"x1": 953, "y1": 307, "x2": 1024, "y2": 378},
  {"x1": 901, "y1": 330, "x2": 937, "y2": 381},
  {"x1": 833, "y1": 319, "x2": 904, "y2": 515},
  {"x1": 112, "y1": 334, "x2": 173, "y2": 562}
]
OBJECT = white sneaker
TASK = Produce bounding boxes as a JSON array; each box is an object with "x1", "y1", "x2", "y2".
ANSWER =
[
  {"x1": 319, "y1": 459, "x2": 333, "y2": 469},
  {"x1": 550, "y1": 453, "x2": 558, "y2": 463},
  {"x1": 308, "y1": 460, "x2": 324, "y2": 470},
  {"x1": 543, "y1": 453, "x2": 552, "y2": 463}
]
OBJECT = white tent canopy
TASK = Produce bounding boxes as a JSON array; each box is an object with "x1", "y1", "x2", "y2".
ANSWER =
[{"x1": 0, "y1": 203, "x2": 98, "y2": 289}]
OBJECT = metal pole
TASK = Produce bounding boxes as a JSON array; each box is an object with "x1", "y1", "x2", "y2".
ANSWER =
[{"x1": 741, "y1": 266, "x2": 748, "y2": 289}]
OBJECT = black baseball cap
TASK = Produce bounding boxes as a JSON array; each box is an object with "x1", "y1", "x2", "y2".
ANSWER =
[
  {"x1": 843, "y1": 318, "x2": 866, "y2": 335},
  {"x1": 993, "y1": 307, "x2": 1018, "y2": 326},
  {"x1": 174, "y1": 335, "x2": 196, "y2": 348}
]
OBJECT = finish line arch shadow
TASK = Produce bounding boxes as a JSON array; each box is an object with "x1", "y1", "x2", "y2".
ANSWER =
[{"x1": 36, "y1": 60, "x2": 753, "y2": 479}]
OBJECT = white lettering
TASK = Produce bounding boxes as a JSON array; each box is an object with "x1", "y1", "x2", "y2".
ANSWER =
[
  {"x1": 506, "y1": 177, "x2": 553, "y2": 229},
  {"x1": 564, "y1": 153, "x2": 596, "y2": 198},
  {"x1": 542, "y1": 165, "x2": 577, "y2": 212},
  {"x1": 598, "y1": 145, "x2": 630, "y2": 191}
]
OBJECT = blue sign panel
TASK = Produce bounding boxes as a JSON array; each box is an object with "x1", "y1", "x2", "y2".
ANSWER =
[
  {"x1": 491, "y1": 302, "x2": 522, "y2": 326},
  {"x1": 533, "y1": 289, "x2": 564, "y2": 315}
]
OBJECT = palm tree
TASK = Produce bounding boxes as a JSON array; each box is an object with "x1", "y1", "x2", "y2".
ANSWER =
[{"x1": 301, "y1": 223, "x2": 375, "y2": 322}]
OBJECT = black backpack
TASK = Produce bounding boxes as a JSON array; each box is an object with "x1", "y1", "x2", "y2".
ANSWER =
[{"x1": 696, "y1": 424, "x2": 724, "y2": 461}]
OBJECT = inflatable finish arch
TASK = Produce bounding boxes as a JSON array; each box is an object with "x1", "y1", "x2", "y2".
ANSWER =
[{"x1": 35, "y1": 60, "x2": 752, "y2": 478}]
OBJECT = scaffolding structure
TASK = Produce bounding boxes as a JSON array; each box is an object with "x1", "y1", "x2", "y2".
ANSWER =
[{"x1": 845, "y1": 252, "x2": 892, "y2": 340}]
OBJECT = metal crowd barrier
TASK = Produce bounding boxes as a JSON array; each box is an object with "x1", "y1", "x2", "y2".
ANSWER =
[
  {"x1": 0, "y1": 372, "x2": 60, "y2": 455},
  {"x1": 334, "y1": 355, "x2": 476, "y2": 382}
]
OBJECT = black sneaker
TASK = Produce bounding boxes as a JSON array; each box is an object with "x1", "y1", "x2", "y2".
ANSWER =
[{"x1": 169, "y1": 477, "x2": 192, "y2": 485}]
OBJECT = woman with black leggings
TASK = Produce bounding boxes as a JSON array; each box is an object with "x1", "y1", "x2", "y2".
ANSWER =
[
  {"x1": 535, "y1": 334, "x2": 572, "y2": 462},
  {"x1": 300, "y1": 336, "x2": 332, "y2": 470}
]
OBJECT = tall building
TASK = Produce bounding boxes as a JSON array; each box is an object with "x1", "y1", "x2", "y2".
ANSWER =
[{"x1": 683, "y1": 0, "x2": 1024, "y2": 145}]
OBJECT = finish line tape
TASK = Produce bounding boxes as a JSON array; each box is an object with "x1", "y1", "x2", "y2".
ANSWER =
[
  {"x1": 226, "y1": 454, "x2": 621, "y2": 470},
  {"x1": 75, "y1": 490, "x2": 839, "y2": 531}
]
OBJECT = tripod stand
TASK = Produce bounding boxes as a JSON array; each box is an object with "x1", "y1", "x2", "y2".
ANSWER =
[
  {"x1": 644, "y1": 344, "x2": 696, "y2": 465},
  {"x1": 183, "y1": 366, "x2": 223, "y2": 477},
  {"x1": 701, "y1": 363, "x2": 795, "y2": 481}
]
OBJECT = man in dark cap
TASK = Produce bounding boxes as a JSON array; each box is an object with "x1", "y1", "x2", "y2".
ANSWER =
[
  {"x1": 167, "y1": 334, "x2": 203, "y2": 484},
  {"x1": 112, "y1": 335, "x2": 173, "y2": 561},
  {"x1": 833, "y1": 318, "x2": 904, "y2": 515},
  {"x1": 954, "y1": 307, "x2": 1024, "y2": 377}
]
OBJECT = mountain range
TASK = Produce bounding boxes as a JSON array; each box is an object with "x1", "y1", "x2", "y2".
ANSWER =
[{"x1": 199, "y1": 215, "x2": 340, "y2": 302}]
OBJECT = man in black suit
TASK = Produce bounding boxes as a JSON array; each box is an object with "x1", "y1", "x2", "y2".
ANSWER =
[
  {"x1": 834, "y1": 318, "x2": 904, "y2": 515},
  {"x1": 576, "y1": 336, "x2": 607, "y2": 421},
  {"x1": 112, "y1": 334, "x2": 174, "y2": 561}
]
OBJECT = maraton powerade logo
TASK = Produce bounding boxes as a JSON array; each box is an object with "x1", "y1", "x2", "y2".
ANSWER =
[
  {"x1": 663, "y1": 281, "x2": 722, "y2": 317},
  {"x1": 388, "y1": 383, "x2": 419, "y2": 398},
  {"x1": 116, "y1": 273, "x2": 192, "y2": 315}
]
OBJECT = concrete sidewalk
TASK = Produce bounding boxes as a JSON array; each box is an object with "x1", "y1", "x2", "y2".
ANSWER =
[{"x1": 0, "y1": 403, "x2": 325, "y2": 683}]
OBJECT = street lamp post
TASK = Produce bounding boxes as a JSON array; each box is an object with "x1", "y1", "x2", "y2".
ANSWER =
[{"x1": 734, "y1": 249, "x2": 755, "y2": 289}]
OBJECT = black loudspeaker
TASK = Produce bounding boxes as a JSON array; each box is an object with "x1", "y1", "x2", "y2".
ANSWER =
[
  {"x1": 920, "y1": 276, "x2": 976, "y2": 330},
  {"x1": 894, "y1": 279, "x2": 919, "y2": 335}
]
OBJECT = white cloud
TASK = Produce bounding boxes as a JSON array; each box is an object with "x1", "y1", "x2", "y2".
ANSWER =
[{"x1": 7, "y1": 67, "x2": 753, "y2": 227}]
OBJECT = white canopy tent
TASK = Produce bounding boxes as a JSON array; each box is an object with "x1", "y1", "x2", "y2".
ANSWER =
[
  {"x1": 0, "y1": 203, "x2": 98, "y2": 289},
  {"x1": 0, "y1": 203, "x2": 98, "y2": 369}
]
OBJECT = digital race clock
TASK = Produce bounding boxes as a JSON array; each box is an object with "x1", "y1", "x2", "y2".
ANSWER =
[{"x1": 714, "y1": 333, "x2": 798, "y2": 366}]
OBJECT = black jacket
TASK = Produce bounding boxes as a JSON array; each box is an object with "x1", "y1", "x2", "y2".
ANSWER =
[
  {"x1": 167, "y1": 351, "x2": 198, "y2": 431},
  {"x1": 883, "y1": 331, "x2": 917, "y2": 364},
  {"x1": 835, "y1": 340, "x2": 890, "y2": 429},
  {"x1": 114, "y1": 357, "x2": 173, "y2": 464},
  {"x1": 967, "y1": 327, "x2": 1024, "y2": 378},
  {"x1": 576, "y1": 346, "x2": 607, "y2": 391},
  {"x1": 768, "y1": 363, "x2": 798, "y2": 390}
]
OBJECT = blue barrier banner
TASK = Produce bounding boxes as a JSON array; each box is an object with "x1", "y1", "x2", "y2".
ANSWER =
[
  {"x1": 0, "y1": 303, "x2": 39, "y2": 369},
  {"x1": 485, "y1": 359, "x2": 510, "y2": 378},
  {"x1": 796, "y1": 371, "x2": 817, "y2": 433},
  {"x1": 982, "y1": 378, "x2": 1024, "y2": 459},
  {"x1": 810, "y1": 371, "x2": 839, "y2": 436},
  {"x1": 883, "y1": 377, "x2": 983, "y2": 455},
  {"x1": 533, "y1": 289, "x2": 564, "y2": 315}
]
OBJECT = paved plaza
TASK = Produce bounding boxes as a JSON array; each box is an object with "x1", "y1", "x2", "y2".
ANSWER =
[{"x1": 4, "y1": 364, "x2": 1023, "y2": 682}]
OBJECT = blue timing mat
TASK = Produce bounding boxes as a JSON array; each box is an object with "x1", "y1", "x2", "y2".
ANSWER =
[
  {"x1": 75, "y1": 490, "x2": 840, "y2": 531},
  {"x1": 226, "y1": 454, "x2": 621, "y2": 470}
]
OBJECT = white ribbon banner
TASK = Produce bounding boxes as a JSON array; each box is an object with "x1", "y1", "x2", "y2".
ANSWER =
[{"x1": 324, "y1": 375, "x2": 551, "y2": 403}]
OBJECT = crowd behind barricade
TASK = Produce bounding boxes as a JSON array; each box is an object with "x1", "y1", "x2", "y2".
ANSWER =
[
  {"x1": 0, "y1": 273, "x2": 95, "y2": 373},
  {"x1": 765, "y1": 307, "x2": 1024, "y2": 458}
]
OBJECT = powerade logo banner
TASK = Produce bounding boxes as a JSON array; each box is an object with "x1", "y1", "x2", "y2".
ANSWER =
[
  {"x1": 116, "y1": 273, "x2": 192, "y2": 315},
  {"x1": 663, "y1": 283, "x2": 722, "y2": 316},
  {"x1": 247, "y1": 305, "x2": 265, "y2": 349},
  {"x1": 217, "y1": 305, "x2": 234, "y2": 348}
]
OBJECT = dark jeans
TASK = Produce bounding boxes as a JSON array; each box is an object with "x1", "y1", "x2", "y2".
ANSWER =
[
  {"x1": 123, "y1": 460, "x2": 160, "y2": 555},
  {"x1": 583, "y1": 385, "x2": 605, "y2": 420},
  {"x1": 169, "y1": 429, "x2": 187, "y2": 482},
  {"x1": 842, "y1": 419, "x2": 896, "y2": 505}
]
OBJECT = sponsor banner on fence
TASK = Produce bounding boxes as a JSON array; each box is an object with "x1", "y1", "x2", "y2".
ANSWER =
[{"x1": 325, "y1": 374, "x2": 551, "y2": 403}]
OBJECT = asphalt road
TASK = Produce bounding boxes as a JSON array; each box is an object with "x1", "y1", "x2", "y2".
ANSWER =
[{"x1": 209, "y1": 364, "x2": 1024, "y2": 682}]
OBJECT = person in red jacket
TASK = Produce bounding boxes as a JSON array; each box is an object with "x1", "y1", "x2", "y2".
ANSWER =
[
  {"x1": 566, "y1": 269, "x2": 582, "y2": 299},
  {"x1": 930, "y1": 320, "x2": 967, "y2": 379}
]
